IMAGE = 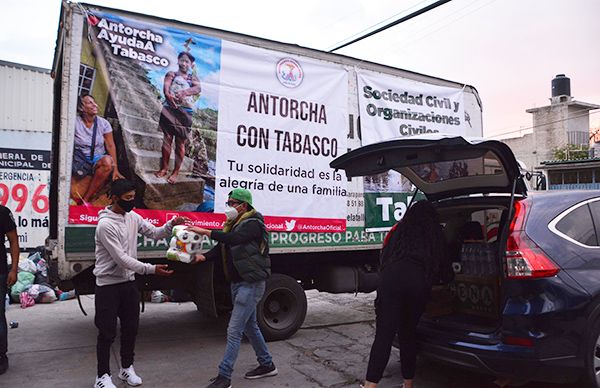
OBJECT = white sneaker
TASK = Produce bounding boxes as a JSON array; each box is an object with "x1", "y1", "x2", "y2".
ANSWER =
[
  {"x1": 94, "y1": 373, "x2": 117, "y2": 388},
  {"x1": 118, "y1": 365, "x2": 143, "y2": 386}
]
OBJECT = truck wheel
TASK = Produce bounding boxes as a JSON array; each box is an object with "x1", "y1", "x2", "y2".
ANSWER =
[
  {"x1": 257, "y1": 273, "x2": 307, "y2": 341},
  {"x1": 582, "y1": 319, "x2": 600, "y2": 388}
]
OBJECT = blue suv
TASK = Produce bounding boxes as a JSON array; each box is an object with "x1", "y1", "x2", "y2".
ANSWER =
[{"x1": 331, "y1": 134, "x2": 600, "y2": 387}]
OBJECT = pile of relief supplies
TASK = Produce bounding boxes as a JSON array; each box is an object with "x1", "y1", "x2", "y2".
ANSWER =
[{"x1": 8, "y1": 251, "x2": 76, "y2": 309}]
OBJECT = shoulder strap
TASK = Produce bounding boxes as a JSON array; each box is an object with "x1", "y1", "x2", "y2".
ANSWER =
[{"x1": 90, "y1": 117, "x2": 98, "y2": 161}]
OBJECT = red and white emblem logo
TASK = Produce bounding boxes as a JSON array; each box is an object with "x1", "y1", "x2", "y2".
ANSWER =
[{"x1": 276, "y1": 58, "x2": 303, "y2": 88}]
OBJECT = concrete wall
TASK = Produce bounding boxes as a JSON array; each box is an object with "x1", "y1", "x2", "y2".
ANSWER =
[
  {"x1": 502, "y1": 104, "x2": 568, "y2": 170},
  {"x1": 502, "y1": 132, "x2": 537, "y2": 171},
  {"x1": 530, "y1": 104, "x2": 569, "y2": 164},
  {"x1": 0, "y1": 60, "x2": 53, "y2": 132}
]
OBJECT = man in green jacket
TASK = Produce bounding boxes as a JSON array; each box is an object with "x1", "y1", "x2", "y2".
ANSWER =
[{"x1": 189, "y1": 189, "x2": 276, "y2": 388}]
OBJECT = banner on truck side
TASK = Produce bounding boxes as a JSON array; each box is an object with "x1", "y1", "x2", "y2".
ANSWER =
[
  {"x1": 357, "y1": 69, "x2": 465, "y2": 145},
  {"x1": 0, "y1": 147, "x2": 50, "y2": 248},
  {"x1": 68, "y1": 8, "x2": 348, "y2": 232},
  {"x1": 363, "y1": 171, "x2": 426, "y2": 231},
  {"x1": 356, "y1": 70, "x2": 465, "y2": 230}
]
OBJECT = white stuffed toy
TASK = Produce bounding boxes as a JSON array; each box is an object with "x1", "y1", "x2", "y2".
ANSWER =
[{"x1": 166, "y1": 225, "x2": 203, "y2": 263}]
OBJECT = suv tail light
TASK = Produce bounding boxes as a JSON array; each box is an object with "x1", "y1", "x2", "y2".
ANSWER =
[{"x1": 505, "y1": 200, "x2": 559, "y2": 279}]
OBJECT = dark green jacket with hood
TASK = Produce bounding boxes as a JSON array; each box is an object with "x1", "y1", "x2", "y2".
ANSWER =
[{"x1": 205, "y1": 210, "x2": 270, "y2": 282}]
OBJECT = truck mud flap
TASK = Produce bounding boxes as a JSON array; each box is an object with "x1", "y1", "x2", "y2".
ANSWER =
[{"x1": 194, "y1": 262, "x2": 218, "y2": 318}]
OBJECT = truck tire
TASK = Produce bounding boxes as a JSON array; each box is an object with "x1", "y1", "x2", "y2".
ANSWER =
[{"x1": 257, "y1": 273, "x2": 307, "y2": 341}]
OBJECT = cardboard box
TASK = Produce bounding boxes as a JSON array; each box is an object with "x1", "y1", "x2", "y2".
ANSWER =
[
  {"x1": 424, "y1": 285, "x2": 454, "y2": 317},
  {"x1": 449, "y1": 274, "x2": 499, "y2": 319}
]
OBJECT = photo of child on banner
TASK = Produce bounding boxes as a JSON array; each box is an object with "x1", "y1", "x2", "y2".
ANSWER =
[
  {"x1": 154, "y1": 41, "x2": 211, "y2": 185},
  {"x1": 69, "y1": 9, "x2": 221, "y2": 221}
]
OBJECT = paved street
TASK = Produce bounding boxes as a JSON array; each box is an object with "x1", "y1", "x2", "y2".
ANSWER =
[{"x1": 2, "y1": 290, "x2": 580, "y2": 388}]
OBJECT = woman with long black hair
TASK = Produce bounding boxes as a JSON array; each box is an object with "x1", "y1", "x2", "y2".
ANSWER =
[
  {"x1": 363, "y1": 200, "x2": 449, "y2": 388},
  {"x1": 72, "y1": 94, "x2": 123, "y2": 205}
]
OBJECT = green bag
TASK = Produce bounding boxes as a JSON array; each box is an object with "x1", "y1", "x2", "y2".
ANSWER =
[{"x1": 10, "y1": 271, "x2": 35, "y2": 302}]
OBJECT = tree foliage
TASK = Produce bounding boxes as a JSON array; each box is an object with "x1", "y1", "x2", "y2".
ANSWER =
[{"x1": 552, "y1": 144, "x2": 590, "y2": 161}]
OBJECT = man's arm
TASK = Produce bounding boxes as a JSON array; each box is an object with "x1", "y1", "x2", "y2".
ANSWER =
[
  {"x1": 163, "y1": 71, "x2": 177, "y2": 107},
  {"x1": 138, "y1": 217, "x2": 173, "y2": 240},
  {"x1": 192, "y1": 243, "x2": 220, "y2": 264},
  {"x1": 97, "y1": 224, "x2": 155, "y2": 275},
  {"x1": 187, "y1": 222, "x2": 262, "y2": 246},
  {"x1": 210, "y1": 221, "x2": 262, "y2": 245},
  {"x1": 6, "y1": 229, "x2": 19, "y2": 286},
  {"x1": 137, "y1": 215, "x2": 189, "y2": 240}
]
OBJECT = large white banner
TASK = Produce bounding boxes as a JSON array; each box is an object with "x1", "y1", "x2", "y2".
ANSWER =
[
  {"x1": 215, "y1": 41, "x2": 348, "y2": 232},
  {"x1": 357, "y1": 70, "x2": 465, "y2": 145}
]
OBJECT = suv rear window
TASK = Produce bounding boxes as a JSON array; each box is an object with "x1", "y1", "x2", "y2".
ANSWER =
[
  {"x1": 408, "y1": 151, "x2": 503, "y2": 184},
  {"x1": 555, "y1": 204, "x2": 598, "y2": 246}
]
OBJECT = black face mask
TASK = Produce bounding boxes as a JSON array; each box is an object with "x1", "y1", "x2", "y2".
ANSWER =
[{"x1": 117, "y1": 199, "x2": 135, "y2": 213}]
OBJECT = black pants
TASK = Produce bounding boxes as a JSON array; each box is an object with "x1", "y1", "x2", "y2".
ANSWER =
[
  {"x1": 95, "y1": 281, "x2": 140, "y2": 377},
  {"x1": 0, "y1": 274, "x2": 7, "y2": 358},
  {"x1": 366, "y1": 262, "x2": 430, "y2": 383}
]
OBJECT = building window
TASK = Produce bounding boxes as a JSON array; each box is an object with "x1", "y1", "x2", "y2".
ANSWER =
[
  {"x1": 78, "y1": 64, "x2": 96, "y2": 96},
  {"x1": 563, "y1": 170, "x2": 577, "y2": 184},
  {"x1": 549, "y1": 171, "x2": 562, "y2": 185},
  {"x1": 594, "y1": 169, "x2": 600, "y2": 183},
  {"x1": 579, "y1": 169, "x2": 593, "y2": 184}
]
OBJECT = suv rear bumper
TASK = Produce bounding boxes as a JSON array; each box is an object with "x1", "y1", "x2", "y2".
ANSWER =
[{"x1": 417, "y1": 341, "x2": 581, "y2": 384}]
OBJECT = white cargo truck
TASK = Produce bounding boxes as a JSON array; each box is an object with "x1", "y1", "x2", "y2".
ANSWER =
[{"x1": 46, "y1": 1, "x2": 483, "y2": 340}]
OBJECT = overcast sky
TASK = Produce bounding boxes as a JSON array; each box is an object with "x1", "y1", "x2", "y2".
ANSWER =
[{"x1": 1, "y1": 0, "x2": 598, "y2": 137}]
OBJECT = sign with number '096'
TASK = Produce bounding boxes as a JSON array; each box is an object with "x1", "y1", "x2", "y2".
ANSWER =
[
  {"x1": 0, "y1": 175, "x2": 50, "y2": 248},
  {"x1": 0, "y1": 183, "x2": 49, "y2": 214},
  {"x1": 0, "y1": 147, "x2": 51, "y2": 248}
]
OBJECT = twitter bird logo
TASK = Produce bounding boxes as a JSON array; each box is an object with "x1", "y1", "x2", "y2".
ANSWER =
[{"x1": 285, "y1": 219, "x2": 296, "y2": 231}]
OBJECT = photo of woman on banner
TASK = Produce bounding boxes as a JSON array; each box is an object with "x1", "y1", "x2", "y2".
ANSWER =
[
  {"x1": 71, "y1": 93, "x2": 123, "y2": 206},
  {"x1": 155, "y1": 50, "x2": 209, "y2": 184}
]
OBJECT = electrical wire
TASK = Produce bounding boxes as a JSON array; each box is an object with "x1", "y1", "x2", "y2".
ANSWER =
[
  {"x1": 328, "y1": 0, "x2": 453, "y2": 52},
  {"x1": 388, "y1": 0, "x2": 498, "y2": 49},
  {"x1": 325, "y1": 0, "x2": 432, "y2": 51}
]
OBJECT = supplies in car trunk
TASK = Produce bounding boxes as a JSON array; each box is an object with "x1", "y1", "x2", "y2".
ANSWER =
[
  {"x1": 425, "y1": 242, "x2": 501, "y2": 320},
  {"x1": 450, "y1": 242, "x2": 500, "y2": 319},
  {"x1": 424, "y1": 285, "x2": 454, "y2": 317},
  {"x1": 450, "y1": 274, "x2": 499, "y2": 319},
  {"x1": 458, "y1": 242, "x2": 498, "y2": 277}
]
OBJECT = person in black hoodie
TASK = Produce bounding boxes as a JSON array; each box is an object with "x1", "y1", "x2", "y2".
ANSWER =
[
  {"x1": 362, "y1": 200, "x2": 450, "y2": 388},
  {"x1": 187, "y1": 188, "x2": 276, "y2": 388}
]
